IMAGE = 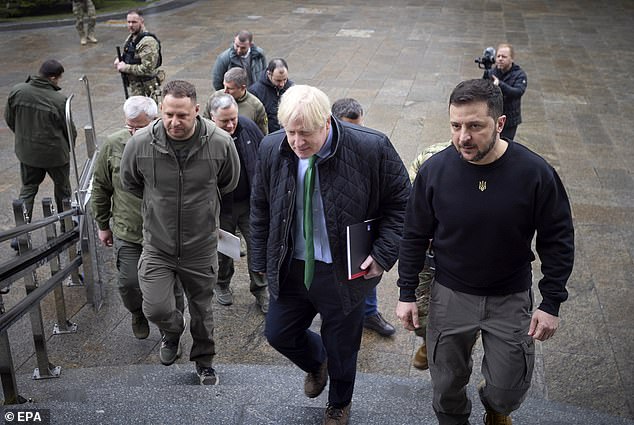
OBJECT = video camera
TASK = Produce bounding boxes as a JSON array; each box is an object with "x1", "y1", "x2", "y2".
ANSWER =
[{"x1": 475, "y1": 47, "x2": 496, "y2": 78}]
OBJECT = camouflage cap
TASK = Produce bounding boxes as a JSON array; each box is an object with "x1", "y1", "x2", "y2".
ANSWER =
[{"x1": 408, "y1": 141, "x2": 452, "y2": 182}]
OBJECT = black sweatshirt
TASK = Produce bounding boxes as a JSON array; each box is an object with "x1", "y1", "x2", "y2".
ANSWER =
[{"x1": 397, "y1": 142, "x2": 574, "y2": 316}]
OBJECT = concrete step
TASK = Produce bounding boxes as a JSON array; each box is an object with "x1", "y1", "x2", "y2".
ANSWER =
[{"x1": 2, "y1": 363, "x2": 632, "y2": 425}]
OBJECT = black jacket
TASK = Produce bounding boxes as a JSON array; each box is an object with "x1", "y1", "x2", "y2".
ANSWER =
[
  {"x1": 248, "y1": 71, "x2": 294, "y2": 134},
  {"x1": 221, "y1": 115, "x2": 263, "y2": 212},
  {"x1": 250, "y1": 117, "x2": 411, "y2": 314},
  {"x1": 491, "y1": 63, "x2": 527, "y2": 128}
]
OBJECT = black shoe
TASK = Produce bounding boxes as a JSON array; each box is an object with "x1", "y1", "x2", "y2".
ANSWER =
[
  {"x1": 196, "y1": 364, "x2": 219, "y2": 385},
  {"x1": 363, "y1": 312, "x2": 396, "y2": 337},
  {"x1": 10, "y1": 237, "x2": 19, "y2": 251}
]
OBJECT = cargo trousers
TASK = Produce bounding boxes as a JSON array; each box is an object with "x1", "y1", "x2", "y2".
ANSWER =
[
  {"x1": 115, "y1": 237, "x2": 184, "y2": 317},
  {"x1": 138, "y1": 244, "x2": 217, "y2": 368},
  {"x1": 427, "y1": 280, "x2": 535, "y2": 425}
]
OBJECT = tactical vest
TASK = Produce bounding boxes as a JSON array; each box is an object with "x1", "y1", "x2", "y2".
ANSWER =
[{"x1": 122, "y1": 32, "x2": 162, "y2": 68}]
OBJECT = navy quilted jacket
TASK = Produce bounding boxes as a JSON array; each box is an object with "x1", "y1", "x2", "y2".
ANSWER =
[
  {"x1": 250, "y1": 117, "x2": 411, "y2": 314},
  {"x1": 491, "y1": 63, "x2": 527, "y2": 128}
]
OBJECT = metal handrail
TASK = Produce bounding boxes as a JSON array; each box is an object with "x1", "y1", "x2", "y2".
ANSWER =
[
  {"x1": 0, "y1": 256, "x2": 82, "y2": 335},
  {"x1": 79, "y1": 75, "x2": 96, "y2": 136},
  {"x1": 65, "y1": 94, "x2": 82, "y2": 214},
  {"x1": 0, "y1": 209, "x2": 76, "y2": 243},
  {"x1": 0, "y1": 228, "x2": 80, "y2": 288}
]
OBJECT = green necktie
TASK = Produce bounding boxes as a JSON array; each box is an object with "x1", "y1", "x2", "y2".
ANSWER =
[{"x1": 303, "y1": 156, "x2": 316, "y2": 289}]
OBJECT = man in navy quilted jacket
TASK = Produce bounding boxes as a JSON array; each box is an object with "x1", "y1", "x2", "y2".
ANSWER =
[{"x1": 250, "y1": 85, "x2": 410, "y2": 425}]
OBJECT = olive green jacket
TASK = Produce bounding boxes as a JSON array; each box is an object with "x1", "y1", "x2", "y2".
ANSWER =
[
  {"x1": 203, "y1": 89, "x2": 269, "y2": 135},
  {"x1": 90, "y1": 128, "x2": 143, "y2": 244},
  {"x1": 120, "y1": 117, "x2": 240, "y2": 257},
  {"x1": 4, "y1": 76, "x2": 77, "y2": 168}
]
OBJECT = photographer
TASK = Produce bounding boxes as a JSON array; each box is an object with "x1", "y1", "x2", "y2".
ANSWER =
[{"x1": 489, "y1": 43, "x2": 527, "y2": 140}]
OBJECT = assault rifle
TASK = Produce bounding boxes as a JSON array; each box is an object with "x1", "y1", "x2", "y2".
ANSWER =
[{"x1": 116, "y1": 46, "x2": 129, "y2": 99}]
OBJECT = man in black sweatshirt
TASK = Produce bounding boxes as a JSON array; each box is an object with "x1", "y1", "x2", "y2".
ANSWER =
[{"x1": 396, "y1": 78, "x2": 574, "y2": 425}]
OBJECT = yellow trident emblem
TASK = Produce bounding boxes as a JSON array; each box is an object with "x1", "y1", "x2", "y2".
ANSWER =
[{"x1": 478, "y1": 181, "x2": 487, "y2": 192}]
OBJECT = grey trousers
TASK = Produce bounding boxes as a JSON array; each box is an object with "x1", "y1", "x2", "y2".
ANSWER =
[
  {"x1": 138, "y1": 244, "x2": 216, "y2": 367},
  {"x1": 427, "y1": 280, "x2": 535, "y2": 425},
  {"x1": 217, "y1": 199, "x2": 267, "y2": 295},
  {"x1": 115, "y1": 237, "x2": 184, "y2": 317}
]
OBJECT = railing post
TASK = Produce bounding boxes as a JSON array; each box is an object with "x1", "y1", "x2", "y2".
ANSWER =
[
  {"x1": 80, "y1": 211, "x2": 104, "y2": 311},
  {"x1": 42, "y1": 198, "x2": 77, "y2": 335},
  {"x1": 63, "y1": 198, "x2": 82, "y2": 287},
  {"x1": 84, "y1": 125, "x2": 97, "y2": 159},
  {"x1": 22, "y1": 199, "x2": 60, "y2": 381},
  {"x1": 0, "y1": 295, "x2": 26, "y2": 405}
]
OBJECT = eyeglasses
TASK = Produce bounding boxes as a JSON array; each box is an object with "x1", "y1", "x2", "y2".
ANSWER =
[{"x1": 125, "y1": 124, "x2": 145, "y2": 134}]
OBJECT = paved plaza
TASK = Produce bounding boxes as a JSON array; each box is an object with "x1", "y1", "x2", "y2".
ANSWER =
[{"x1": 0, "y1": 0, "x2": 632, "y2": 422}]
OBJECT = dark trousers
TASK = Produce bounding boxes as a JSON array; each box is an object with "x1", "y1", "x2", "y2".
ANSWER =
[
  {"x1": 19, "y1": 162, "x2": 71, "y2": 220},
  {"x1": 265, "y1": 259, "x2": 365, "y2": 407},
  {"x1": 114, "y1": 237, "x2": 144, "y2": 315},
  {"x1": 427, "y1": 281, "x2": 534, "y2": 424},
  {"x1": 217, "y1": 199, "x2": 267, "y2": 295}
]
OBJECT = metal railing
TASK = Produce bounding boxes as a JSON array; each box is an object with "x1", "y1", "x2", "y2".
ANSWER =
[{"x1": 0, "y1": 76, "x2": 104, "y2": 404}]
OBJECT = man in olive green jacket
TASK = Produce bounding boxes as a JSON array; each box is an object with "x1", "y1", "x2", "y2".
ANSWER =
[
  {"x1": 120, "y1": 80, "x2": 240, "y2": 385},
  {"x1": 203, "y1": 67, "x2": 268, "y2": 135},
  {"x1": 91, "y1": 96, "x2": 186, "y2": 340},
  {"x1": 4, "y1": 59, "x2": 77, "y2": 227}
]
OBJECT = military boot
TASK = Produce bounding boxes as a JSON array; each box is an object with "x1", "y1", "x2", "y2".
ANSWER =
[{"x1": 483, "y1": 410, "x2": 512, "y2": 425}]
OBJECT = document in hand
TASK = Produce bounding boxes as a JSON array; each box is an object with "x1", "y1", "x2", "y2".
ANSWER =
[
  {"x1": 346, "y1": 218, "x2": 379, "y2": 280},
  {"x1": 218, "y1": 229, "x2": 241, "y2": 260}
]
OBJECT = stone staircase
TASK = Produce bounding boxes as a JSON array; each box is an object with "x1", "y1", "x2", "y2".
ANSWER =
[{"x1": 2, "y1": 363, "x2": 632, "y2": 425}]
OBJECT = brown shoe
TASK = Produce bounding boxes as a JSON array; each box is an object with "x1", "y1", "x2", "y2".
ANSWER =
[
  {"x1": 479, "y1": 380, "x2": 512, "y2": 425},
  {"x1": 304, "y1": 359, "x2": 328, "y2": 398},
  {"x1": 412, "y1": 343, "x2": 428, "y2": 370},
  {"x1": 322, "y1": 402, "x2": 351, "y2": 425},
  {"x1": 483, "y1": 409, "x2": 512, "y2": 425}
]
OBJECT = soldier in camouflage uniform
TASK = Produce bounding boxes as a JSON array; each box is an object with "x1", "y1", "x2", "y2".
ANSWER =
[
  {"x1": 114, "y1": 9, "x2": 164, "y2": 104},
  {"x1": 408, "y1": 141, "x2": 450, "y2": 370},
  {"x1": 72, "y1": 0, "x2": 97, "y2": 45}
]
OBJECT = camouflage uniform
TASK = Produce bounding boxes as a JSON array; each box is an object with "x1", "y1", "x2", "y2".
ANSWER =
[
  {"x1": 410, "y1": 141, "x2": 451, "y2": 338},
  {"x1": 72, "y1": 0, "x2": 96, "y2": 40},
  {"x1": 120, "y1": 32, "x2": 163, "y2": 104}
]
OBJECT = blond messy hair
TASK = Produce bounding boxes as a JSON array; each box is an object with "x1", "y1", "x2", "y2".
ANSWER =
[{"x1": 278, "y1": 85, "x2": 331, "y2": 132}]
